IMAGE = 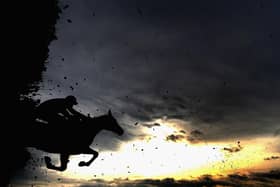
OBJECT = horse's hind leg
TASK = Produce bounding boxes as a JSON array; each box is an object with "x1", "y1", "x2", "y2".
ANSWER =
[
  {"x1": 78, "y1": 148, "x2": 99, "y2": 167},
  {"x1": 45, "y1": 154, "x2": 70, "y2": 171}
]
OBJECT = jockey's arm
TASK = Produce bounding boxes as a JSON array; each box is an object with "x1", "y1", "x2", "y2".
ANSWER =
[
  {"x1": 68, "y1": 107, "x2": 86, "y2": 119},
  {"x1": 60, "y1": 110, "x2": 72, "y2": 119}
]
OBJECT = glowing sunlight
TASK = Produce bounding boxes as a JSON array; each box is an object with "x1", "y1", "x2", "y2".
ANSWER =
[{"x1": 59, "y1": 119, "x2": 279, "y2": 181}]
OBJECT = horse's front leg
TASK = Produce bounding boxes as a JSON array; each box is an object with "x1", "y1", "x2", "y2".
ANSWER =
[
  {"x1": 44, "y1": 154, "x2": 70, "y2": 171},
  {"x1": 78, "y1": 147, "x2": 99, "y2": 167}
]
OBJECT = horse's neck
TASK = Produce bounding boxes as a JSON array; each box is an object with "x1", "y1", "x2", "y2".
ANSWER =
[
  {"x1": 86, "y1": 125, "x2": 102, "y2": 136},
  {"x1": 85, "y1": 117, "x2": 105, "y2": 135}
]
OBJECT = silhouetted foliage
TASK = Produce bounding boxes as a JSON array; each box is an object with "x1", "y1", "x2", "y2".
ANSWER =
[{"x1": 1, "y1": 0, "x2": 60, "y2": 186}]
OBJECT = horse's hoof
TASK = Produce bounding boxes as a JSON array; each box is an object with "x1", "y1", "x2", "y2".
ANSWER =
[{"x1": 78, "y1": 161, "x2": 88, "y2": 167}]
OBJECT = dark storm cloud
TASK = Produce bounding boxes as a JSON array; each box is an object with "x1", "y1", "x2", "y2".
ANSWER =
[
  {"x1": 40, "y1": 0, "x2": 280, "y2": 145},
  {"x1": 274, "y1": 128, "x2": 280, "y2": 137},
  {"x1": 13, "y1": 170, "x2": 280, "y2": 187},
  {"x1": 141, "y1": 123, "x2": 161, "y2": 128},
  {"x1": 78, "y1": 170, "x2": 280, "y2": 187},
  {"x1": 166, "y1": 130, "x2": 204, "y2": 143},
  {"x1": 187, "y1": 130, "x2": 204, "y2": 143},
  {"x1": 264, "y1": 156, "x2": 280, "y2": 161},
  {"x1": 179, "y1": 130, "x2": 186, "y2": 134},
  {"x1": 12, "y1": 169, "x2": 280, "y2": 187},
  {"x1": 166, "y1": 134, "x2": 185, "y2": 142},
  {"x1": 190, "y1": 130, "x2": 203, "y2": 136}
]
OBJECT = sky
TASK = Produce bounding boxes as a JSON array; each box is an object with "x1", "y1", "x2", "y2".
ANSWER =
[{"x1": 12, "y1": 0, "x2": 280, "y2": 186}]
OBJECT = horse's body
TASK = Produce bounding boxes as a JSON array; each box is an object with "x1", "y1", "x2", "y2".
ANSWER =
[{"x1": 24, "y1": 111, "x2": 123, "y2": 171}]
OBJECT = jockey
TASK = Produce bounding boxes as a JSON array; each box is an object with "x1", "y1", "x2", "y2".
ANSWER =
[{"x1": 35, "y1": 95, "x2": 86, "y2": 125}]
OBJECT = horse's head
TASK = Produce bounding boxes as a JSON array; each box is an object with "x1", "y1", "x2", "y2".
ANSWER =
[
  {"x1": 92, "y1": 110, "x2": 124, "y2": 136},
  {"x1": 106, "y1": 110, "x2": 124, "y2": 135}
]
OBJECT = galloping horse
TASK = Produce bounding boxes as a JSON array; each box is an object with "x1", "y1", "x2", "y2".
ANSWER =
[{"x1": 24, "y1": 110, "x2": 124, "y2": 171}]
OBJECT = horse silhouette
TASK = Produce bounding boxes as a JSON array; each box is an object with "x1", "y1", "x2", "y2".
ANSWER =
[{"x1": 24, "y1": 110, "x2": 124, "y2": 171}]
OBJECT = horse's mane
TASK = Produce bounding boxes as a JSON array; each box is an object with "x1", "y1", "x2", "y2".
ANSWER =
[{"x1": 92, "y1": 114, "x2": 109, "y2": 120}]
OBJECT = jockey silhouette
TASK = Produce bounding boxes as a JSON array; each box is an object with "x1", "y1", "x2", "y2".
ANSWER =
[{"x1": 35, "y1": 95, "x2": 86, "y2": 125}]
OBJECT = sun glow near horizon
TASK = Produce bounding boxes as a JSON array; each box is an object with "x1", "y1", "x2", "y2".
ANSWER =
[{"x1": 57, "y1": 119, "x2": 279, "y2": 181}]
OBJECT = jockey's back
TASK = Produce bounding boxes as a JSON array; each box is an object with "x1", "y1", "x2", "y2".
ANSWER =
[{"x1": 36, "y1": 98, "x2": 71, "y2": 114}]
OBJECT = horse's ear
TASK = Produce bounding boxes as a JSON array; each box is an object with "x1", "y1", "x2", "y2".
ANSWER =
[{"x1": 108, "y1": 110, "x2": 112, "y2": 116}]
